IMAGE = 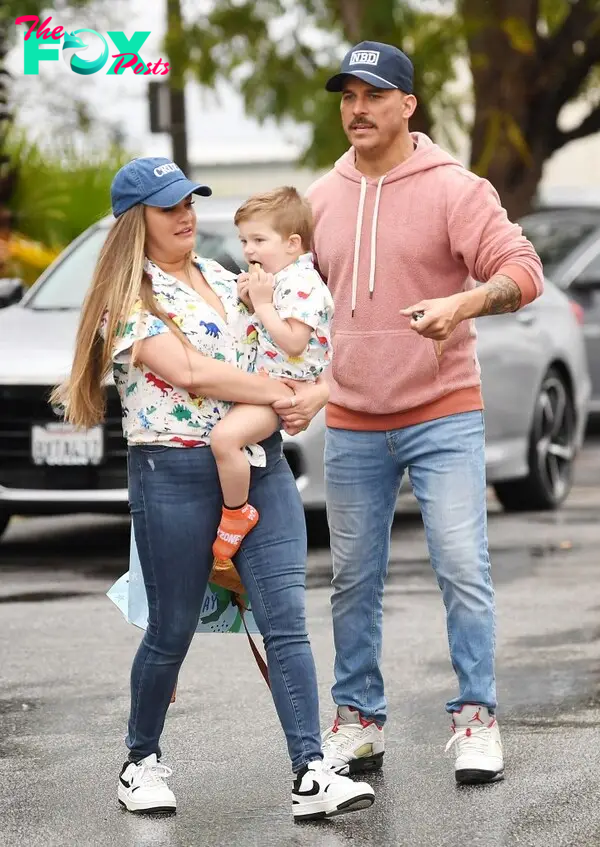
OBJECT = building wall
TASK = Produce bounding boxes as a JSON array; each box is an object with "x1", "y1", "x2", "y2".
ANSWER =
[{"x1": 190, "y1": 160, "x2": 328, "y2": 199}]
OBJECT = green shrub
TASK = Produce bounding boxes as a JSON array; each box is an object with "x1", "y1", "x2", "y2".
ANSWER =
[{"x1": 6, "y1": 131, "x2": 132, "y2": 249}]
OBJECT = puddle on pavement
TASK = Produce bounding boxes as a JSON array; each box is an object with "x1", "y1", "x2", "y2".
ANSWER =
[
  {"x1": 0, "y1": 519, "x2": 580, "y2": 595},
  {"x1": 0, "y1": 558, "x2": 127, "y2": 578},
  {"x1": 496, "y1": 653, "x2": 600, "y2": 731},
  {"x1": 0, "y1": 591, "x2": 97, "y2": 604},
  {"x1": 507, "y1": 716, "x2": 600, "y2": 729},
  {"x1": 0, "y1": 698, "x2": 38, "y2": 716},
  {"x1": 0, "y1": 698, "x2": 40, "y2": 759},
  {"x1": 531, "y1": 509, "x2": 599, "y2": 525},
  {"x1": 307, "y1": 546, "x2": 545, "y2": 591},
  {"x1": 516, "y1": 625, "x2": 600, "y2": 650}
]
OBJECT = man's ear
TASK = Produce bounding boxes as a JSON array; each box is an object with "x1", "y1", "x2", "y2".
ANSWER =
[{"x1": 403, "y1": 94, "x2": 418, "y2": 119}]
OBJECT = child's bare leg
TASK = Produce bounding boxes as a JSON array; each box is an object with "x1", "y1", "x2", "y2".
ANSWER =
[
  {"x1": 211, "y1": 404, "x2": 279, "y2": 505},
  {"x1": 210, "y1": 404, "x2": 279, "y2": 559}
]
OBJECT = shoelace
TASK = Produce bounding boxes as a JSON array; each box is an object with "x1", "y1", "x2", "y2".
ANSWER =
[
  {"x1": 322, "y1": 722, "x2": 366, "y2": 755},
  {"x1": 133, "y1": 761, "x2": 173, "y2": 788},
  {"x1": 305, "y1": 761, "x2": 346, "y2": 787},
  {"x1": 445, "y1": 725, "x2": 491, "y2": 756}
]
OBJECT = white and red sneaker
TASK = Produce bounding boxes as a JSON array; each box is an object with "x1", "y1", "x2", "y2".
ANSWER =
[
  {"x1": 445, "y1": 704, "x2": 504, "y2": 784},
  {"x1": 322, "y1": 706, "x2": 384, "y2": 775}
]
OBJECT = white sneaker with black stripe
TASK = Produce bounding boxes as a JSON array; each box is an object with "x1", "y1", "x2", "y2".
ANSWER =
[
  {"x1": 118, "y1": 754, "x2": 177, "y2": 813},
  {"x1": 292, "y1": 759, "x2": 375, "y2": 821}
]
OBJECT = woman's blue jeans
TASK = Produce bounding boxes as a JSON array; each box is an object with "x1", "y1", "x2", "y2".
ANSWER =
[{"x1": 126, "y1": 433, "x2": 323, "y2": 772}]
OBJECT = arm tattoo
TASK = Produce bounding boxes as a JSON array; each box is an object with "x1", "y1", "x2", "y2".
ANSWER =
[{"x1": 480, "y1": 274, "x2": 522, "y2": 315}]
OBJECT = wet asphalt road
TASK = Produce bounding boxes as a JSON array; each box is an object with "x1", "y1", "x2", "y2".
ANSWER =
[{"x1": 1, "y1": 438, "x2": 600, "y2": 847}]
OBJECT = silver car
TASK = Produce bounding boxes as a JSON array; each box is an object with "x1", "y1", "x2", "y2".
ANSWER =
[
  {"x1": 0, "y1": 202, "x2": 591, "y2": 540},
  {"x1": 519, "y1": 206, "x2": 600, "y2": 415}
]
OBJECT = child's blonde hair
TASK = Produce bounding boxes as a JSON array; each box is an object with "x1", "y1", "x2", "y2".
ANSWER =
[{"x1": 234, "y1": 186, "x2": 313, "y2": 251}]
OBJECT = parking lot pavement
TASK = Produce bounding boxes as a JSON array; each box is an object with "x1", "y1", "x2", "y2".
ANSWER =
[{"x1": 1, "y1": 437, "x2": 600, "y2": 847}]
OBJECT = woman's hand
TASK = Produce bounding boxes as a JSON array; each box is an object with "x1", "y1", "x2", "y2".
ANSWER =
[
  {"x1": 268, "y1": 377, "x2": 295, "y2": 405},
  {"x1": 272, "y1": 378, "x2": 329, "y2": 435},
  {"x1": 237, "y1": 272, "x2": 253, "y2": 311},
  {"x1": 248, "y1": 264, "x2": 275, "y2": 308}
]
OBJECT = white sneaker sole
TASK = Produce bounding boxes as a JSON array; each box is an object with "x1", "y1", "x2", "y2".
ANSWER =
[
  {"x1": 293, "y1": 789, "x2": 375, "y2": 821},
  {"x1": 118, "y1": 784, "x2": 177, "y2": 814}
]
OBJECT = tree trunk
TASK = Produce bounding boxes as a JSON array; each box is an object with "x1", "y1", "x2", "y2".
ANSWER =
[
  {"x1": 462, "y1": 0, "x2": 600, "y2": 219},
  {"x1": 483, "y1": 153, "x2": 545, "y2": 221},
  {"x1": 410, "y1": 98, "x2": 433, "y2": 137},
  {"x1": 166, "y1": 0, "x2": 189, "y2": 175},
  {"x1": 463, "y1": 0, "x2": 548, "y2": 218}
]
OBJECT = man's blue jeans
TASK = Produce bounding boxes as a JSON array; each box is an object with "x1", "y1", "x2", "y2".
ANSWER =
[
  {"x1": 324, "y1": 411, "x2": 496, "y2": 724},
  {"x1": 126, "y1": 433, "x2": 322, "y2": 772}
]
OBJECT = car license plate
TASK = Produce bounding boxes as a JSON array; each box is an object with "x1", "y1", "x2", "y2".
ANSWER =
[{"x1": 31, "y1": 423, "x2": 104, "y2": 466}]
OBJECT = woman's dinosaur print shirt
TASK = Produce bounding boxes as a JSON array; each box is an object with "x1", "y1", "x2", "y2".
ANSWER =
[{"x1": 107, "y1": 256, "x2": 258, "y2": 448}]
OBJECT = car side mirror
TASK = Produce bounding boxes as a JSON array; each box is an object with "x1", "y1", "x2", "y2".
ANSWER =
[{"x1": 0, "y1": 278, "x2": 25, "y2": 308}]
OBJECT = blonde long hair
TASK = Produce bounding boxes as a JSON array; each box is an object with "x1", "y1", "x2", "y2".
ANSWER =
[{"x1": 51, "y1": 204, "x2": 191, "y2": 429}]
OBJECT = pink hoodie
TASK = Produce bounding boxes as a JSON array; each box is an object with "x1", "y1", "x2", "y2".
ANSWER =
[{"x1": 306, "y1": 133, "x2": 544, "y2": 430}]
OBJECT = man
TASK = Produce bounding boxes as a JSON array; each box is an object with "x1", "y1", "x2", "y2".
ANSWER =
[{"x1": 306, "y1": 41, "x2": 543, "y2": 784}]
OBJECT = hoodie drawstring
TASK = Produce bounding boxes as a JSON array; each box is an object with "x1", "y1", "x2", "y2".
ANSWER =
[
  {"x1": 351, "y1": 175, "x2": 386, "y2": 317},
  {"x1": 351, "y1": 177, "x2": 367, "y2": 317},
  {"x1": 369, "y1": 176, "x2": 385, "y2": 301}
]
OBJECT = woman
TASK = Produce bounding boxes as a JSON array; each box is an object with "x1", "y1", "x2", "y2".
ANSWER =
[{"x1": 53, "y1": 156, "x2": 375, "y2": 821}]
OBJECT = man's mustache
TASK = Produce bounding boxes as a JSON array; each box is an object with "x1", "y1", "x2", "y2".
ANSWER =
[{"x1": 349, "y1": 120, "x2": 377, "y2": 129}]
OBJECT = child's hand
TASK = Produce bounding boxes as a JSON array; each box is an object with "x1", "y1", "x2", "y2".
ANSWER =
[
  {"x1": 237, "y1": 272, "x2": 253, "y2": 311},
  {"x1": 248, "y1": 264, "x2": 275, "y2": 308}
]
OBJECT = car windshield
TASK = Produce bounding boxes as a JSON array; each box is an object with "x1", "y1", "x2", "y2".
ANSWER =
[
  {"x1": 519, "y1": 214, "x2": 600, "y2": 277},
  {"x1": 25, "y1": 221, "x2": 246, "y2": 311}
]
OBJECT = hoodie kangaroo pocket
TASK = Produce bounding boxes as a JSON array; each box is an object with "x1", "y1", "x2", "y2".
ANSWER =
[{"x1": 330, "y1": 329, "x2": 441, "y2": 414}]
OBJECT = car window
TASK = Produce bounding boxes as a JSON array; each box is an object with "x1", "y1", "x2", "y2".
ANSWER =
[
  {"x1": 25, "y1": 222, "x2": 246, "y2": 311},
  {"x1": 576, "y1": 250, "x2": 600, "y2": 285},
  {"x1": 519, "y1": 216, "x2": 600, "y2": 276}
]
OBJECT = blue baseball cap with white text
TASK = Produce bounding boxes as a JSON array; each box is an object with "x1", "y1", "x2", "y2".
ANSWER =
[
  {"x1": 111, "y1": 157, "x2": 212, "y2": 218},
  {"x1": 326, "y1": 40, "x2": 414, "y2": 94}
]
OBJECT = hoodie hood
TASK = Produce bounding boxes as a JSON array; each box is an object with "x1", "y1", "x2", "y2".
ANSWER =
[
  {"x1": 330, "y1": 133, "x2": 463, "y2": 315},
  {"x1": 334, "y1": 132, "x2": 462, "y2": 184}
]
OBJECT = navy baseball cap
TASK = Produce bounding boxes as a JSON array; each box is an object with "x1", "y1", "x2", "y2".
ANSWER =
[
  {"x1": 326, "y1": 40, "x2": 414, "y2": 94},
  {"x1": 111, "y1": 157, "x2": 212, "y2": 218}
]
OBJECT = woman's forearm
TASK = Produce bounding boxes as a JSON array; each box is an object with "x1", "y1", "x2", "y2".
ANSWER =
[
  {"x1": 135, "y1": 333, "x2": 288, "y2": 404},
  {"x1": 190, "y1": 359, "x2": 282, "y2": 404},
  {"x1": 314, "y1": 374, "x2": 330, "y2": 405}
]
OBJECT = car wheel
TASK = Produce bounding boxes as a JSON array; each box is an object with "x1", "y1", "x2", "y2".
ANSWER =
[
  {"x1": 494, "y1": 366, "x2": 576, "y2": 512},
  {"x1": 0, "y1": 511, "x2": 11, "y2": 540}
]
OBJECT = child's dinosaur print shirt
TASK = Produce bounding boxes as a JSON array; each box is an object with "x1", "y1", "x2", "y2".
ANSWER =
[
  {"x1": 254, "y1": 253, "x2": 334, "y2": 381},
  {"x1": 106, "y1": 256, "x2": 258, "y2": 450}
]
